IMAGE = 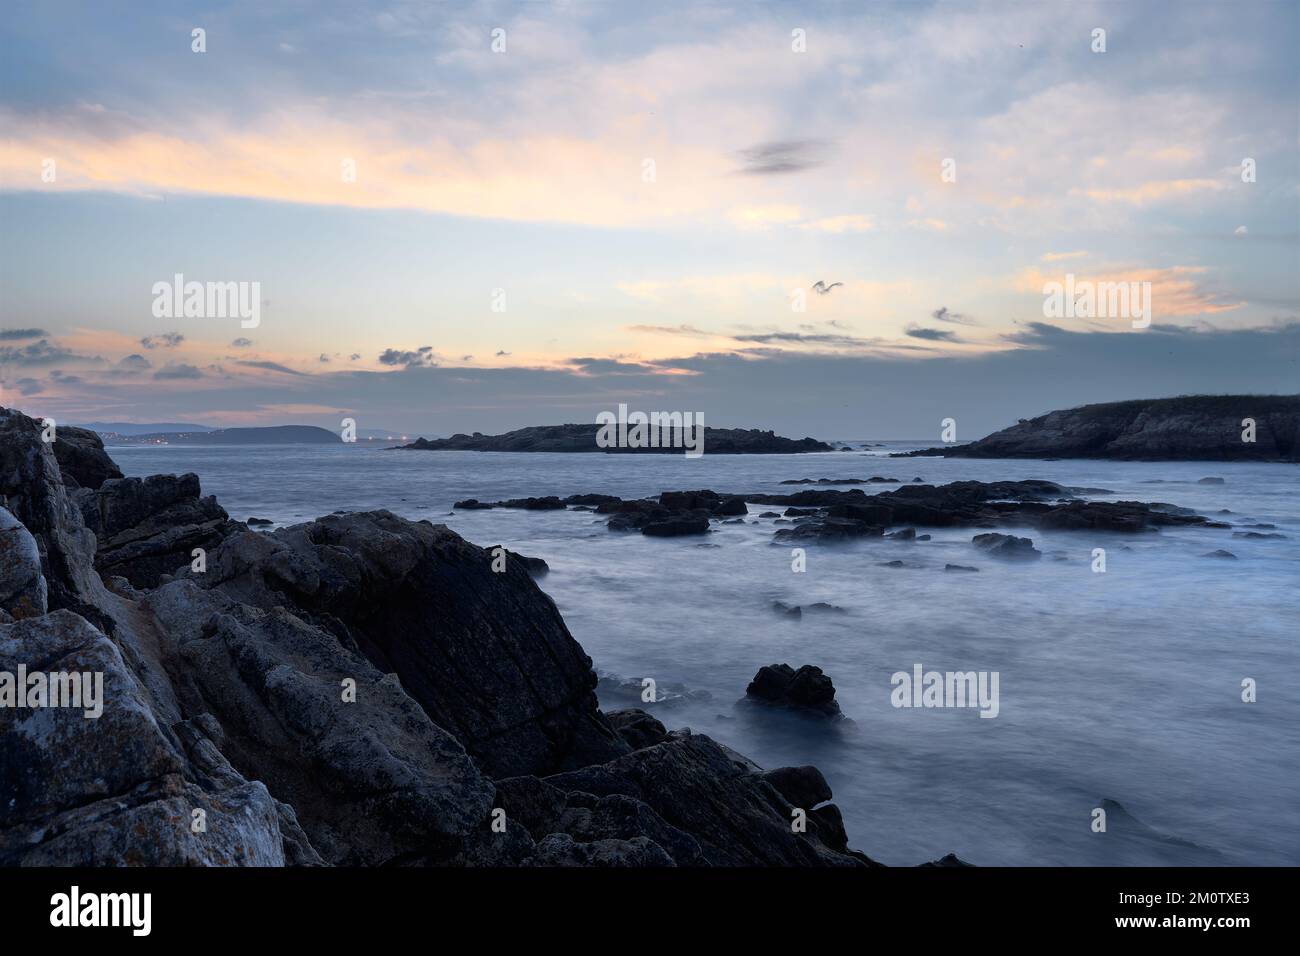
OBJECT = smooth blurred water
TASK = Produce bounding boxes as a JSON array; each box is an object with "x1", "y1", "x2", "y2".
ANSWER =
[{"x1": 109, "y1": 442, "x2": 1300, "y2": 866}]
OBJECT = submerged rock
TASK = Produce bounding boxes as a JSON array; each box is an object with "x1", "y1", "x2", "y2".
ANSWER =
[{"x1": 971, "y1": 532, "x2": 1042, "y2": 560}]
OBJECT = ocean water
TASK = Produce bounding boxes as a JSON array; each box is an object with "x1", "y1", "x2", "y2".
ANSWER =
[{"x1": 108, "y1": 442, "x2": 1300, "y2": 866}]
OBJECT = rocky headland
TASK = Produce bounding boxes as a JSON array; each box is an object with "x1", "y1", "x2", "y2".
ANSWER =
[
  {"x1": 897, "y1": 395, "x2": 1300, "y2": 461},
  {"x1": 0, "y1": 407, "x2": 879, "y2": 867}
]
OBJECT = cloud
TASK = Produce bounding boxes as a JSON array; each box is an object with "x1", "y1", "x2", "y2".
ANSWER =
[
  {"x1": 906, "y1": 326, "x2": 963, "y2": 343},
  {"x1": 378, "y1": 346, "x2": 437, "y2": 367},
  {"x1": 0, "y1": 339, "x2": 100, "y2": 366},
  {"x1": 625, "y1": 324, "x2": 712, "y2": 338},
  {"x1": 495, "y1": 350, "x2": 511, "y2": 357},
  {"x1": 117, "y1": 353, "x2": 152, "y2": 370},
  {"x1": 140, "y1": 332, "x2": 184, "y2": 349},
  {"x1": 0, "y1": 328, "x2": 49, "y2": 341},
  {"x1": 1015, "y1": 265, "x2": 1246, "y2": 319},
  {"x1": 1078, "y1": 179, "x2": 1227, "y2": 206},
  {"x1": 230, "y1": 337, "x2": 254, "y2": 348},
  {"x1": 318, "y1": 354, "x2": 331, "y2": 363},
  {"x1": 735, "y1": 140, "x2": 829, "y2": 176},
  {"x1": 567, "y1": 357, "x2": 657, "y2": 375},
  {"x1": 153, "y1": 363, "x2": 202, "y2": 380},
  {"x1": 236, "y1": 360, "x2": 304, "y2": 375},
  {"x1": 731, "y1": 331, "x2": 882, "y2": 349},
  {"x1": 15, "y1": 378, "x2": 43, "y2": 395},
  {"x1": 930, "y1": 307, "x2": 977, "y2": 326}
]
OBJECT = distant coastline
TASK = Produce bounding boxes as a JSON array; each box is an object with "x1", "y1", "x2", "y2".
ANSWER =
[{"x1": 101, "y1": 425, "x2": 342, "y2": 446}]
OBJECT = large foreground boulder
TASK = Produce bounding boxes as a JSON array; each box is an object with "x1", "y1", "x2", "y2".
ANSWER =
[
  {"x1": 0, "y1": 409, "x2": 108, "y2": 615},
  {"x1": 0, "y1": 611, "x2": 309, "y2": 866},
  {"x1": 0, "y1": 507, "x2": 47, "y2": 620},
  {"x1": 142, "y1": 581, "x2": 495, "y2": 865},
  {"x1": 50, "y1": 425, "x2": 123, "y2": 490},
  {"x1": 76, "y1": 473, "x2": 243, "y2": 588},
  {"x1": 174, "y1": 511, "x2": 630, "y2": 779}
]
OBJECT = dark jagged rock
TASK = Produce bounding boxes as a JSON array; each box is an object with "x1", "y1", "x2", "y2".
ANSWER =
[
  {"x1": 744, "y1": 664, "x2": 843, "y2": 719},
  {"x1": 945, "y1": 564, "x2": 980, "y2": 572},
  {"x1": 401, "y1": 423, "x2": 832, "y2": 454},
  {"x1": 0, "y1": 611, "x2": 306, "y2": 866},
  {"x1": 491, "y1": 775, "x2": 570, "y2": 841},
  {"x1": 1201, "y1": 549, "x2": 1238, "y2": 559},
  {"x1": 246, "y1": 517, "x2": 273, "y2": 526},
  {"x1": 761, "y1": 765, "x2": 833, "y2": 809},
  {"x1": 772, "y1": 601, "x2": 845, "y2": 619},
  {"x1": 0, "y1": 506, "x2": 47, "y2": 620},
  {"x1": 971, "y1": 532, "x2": 1042, "y2": 560},
  {"x1": 920, "y1": 852, "x2": 975, "y2": 867},
  {"x1": 562, "y1": 493, "x2": 621, "y2": 506},
  {"x1": 642, "y1": 516, "x2": 710, "y2": 537},
  {"x1": 142, "y1": 586, "x2": 494, "y2": 865},
  {"x1": 896, "y1": 395, "x2": 1300, "y2": 461},
  {"x1": 1, "y1": 409, "x2": 112, "y2": 615},
  {"x1": 51, "y1": 425, "x2": 123, "y2": 490},
  {"x1": 604, "y1": 709, "x2": 669, "y2": 750},
  {"x1": 75, "y1": 473, "x2": 243, "y2": 588},
  {"x1": 498, "y1": 548, "x2": 548, "y2": 576},
  {"x1": 774, "y1": 517, "x2": 883, "y2": 542},
  {"x1": 496, "y1": 496, "x2": 566, "y2": 510},
  {"x1": 173, "y1": 512, "x2": 629, "y2": 779},
  {"x1": 544, "y1": 731, "x2": 868, "y2": 865},
  {"x1": 453, "y1": 498, "x2": 493, "y2": 510}
]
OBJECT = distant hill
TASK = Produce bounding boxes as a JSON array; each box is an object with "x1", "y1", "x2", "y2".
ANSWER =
[
  {"x1": 116, "y1": 425, "x2": 343, "y2": 445},
  {"x1": 896, "y1": 395, "x2": 1300, "y2": 462},
  {"x1": 401, "y1": 423, "x2": 832, "y2": 454}
]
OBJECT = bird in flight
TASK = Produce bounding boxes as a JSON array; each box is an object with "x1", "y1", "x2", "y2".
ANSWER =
[{"x1": 812, "y1": 280, "x2": 843, "y2": 295}]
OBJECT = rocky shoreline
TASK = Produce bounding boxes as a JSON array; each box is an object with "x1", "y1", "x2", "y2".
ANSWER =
[{"x1": 0, "y1": 407, "x2": 888, "y2": 867}]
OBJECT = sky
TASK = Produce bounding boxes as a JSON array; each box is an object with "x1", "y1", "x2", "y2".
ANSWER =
[{"x1": 1, "y1": 0, "x2": 1297, "y2": 439}]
